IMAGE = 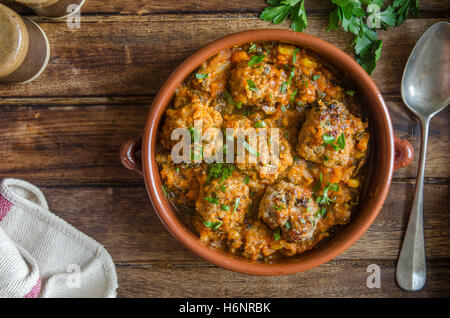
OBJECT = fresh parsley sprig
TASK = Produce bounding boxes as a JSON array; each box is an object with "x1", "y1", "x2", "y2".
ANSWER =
[
  {"x1": 260, "y1": 0, "x2": 308, "y2": 32},
  {"x1": 260, "y1": 0, "x2": 419, "y2": 74}
]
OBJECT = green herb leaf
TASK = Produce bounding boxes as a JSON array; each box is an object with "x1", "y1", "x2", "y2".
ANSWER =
[
  {"x1": 233, "y1": 198, "x2": 240, "y2": 213},
  {"x1": 221, "y1": 204, "x2": 230, "y2": 211},
  {"x1": 195, "y1": 73, "x2": 209, "y2": 80},
  {"x1": 337, "y1": 133, "x2": 346, "y2": 150},
  {"x1": 243, "y1": 141, "x2": 259, "y2": 157},
  {"x1": 345, "y1": 90, "x2": 355, "y2": 96},
  {"x1": 207, "y1": 163, "x2": 235, "y2": 183},
  {"x1": 204, "y1": 221, "x2": 223, "y2": 230},
  {"x1": 204, "y1": 196, "x2": 219, "y2": 205},
  {"x1": 248, "y1": 54, "x2": 266, "y2": 67},
  {"x1": 293, "y1": 48, "x2": 299, "y2": 63},
  {"x1": 273, "y1": 228, "x2": 281, "y2": 241},
  {"x1": 285, "y1": 221, "x2": 291, "y2": 230},
  {"x1": 188, "y1": 127, "x2": 200, "y2": 143},
  {"x1": 322, "y1": 134, "x2": 335, "y2": 145},
  {"x1": 246, "y1": 79, "x2": 259, "y2": 92},
  {"x1": 243, "y1": 175, "x2": 250, "y2": 184},
  {"x1": 290, "y1": 90, "x2": 298, "y2": 101},
  {"x1": 254, "y1": 121, "x2": 267, "y2": 128}
]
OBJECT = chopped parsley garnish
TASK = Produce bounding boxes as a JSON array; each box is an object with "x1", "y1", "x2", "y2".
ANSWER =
[
  {"x1": 290, "y1": 90, "x2": 298, "y2": 101},
  {"x1": 221, "y1": 185, "x2": 227, "y2": 192},
  {"x1": 322, "y1": 133, "x2": 344, "y2": 151},
  {"x1": 247, "y1": 79, "x2": 259, "y2": 92},
  {"x1": 233, "y1": 198, "x2": 240, "y2": 213},
  {"x1": 221, "y1": 204, "x2": 230, "y2": 211},
  {"x1": 248, "y1": 43, "x2": 257, "y2": 53},
  {"x1": 280, "y1": 82, "x2": 288, "y2": 94},
  {"x1": 293, "y1": 48, "x2": 299, "y2": 63},
  {"x1": 162, "y1": 185, "x2": 168, "y2": 197},
  {"x1": 204, "y1": 196, "x2": 219, "y2": 205},
  {"x1": 337, "y1": 133, "x2": 346, "y2": 150},
  {"x1": 243, "y1": 141, "x2": 259, "y2": 157},
  {"x1": 316, "y1": 182, "x2": 339, "y2": 206},
  {"x1": 280, "y1": 105, "x2": 287, "y2": 112},
  {"x1": 346, "y1": 90, "x2": 355, "y2": 96},
  {"x1": 323, "y1": 156, "x2": 329, "y2": 162},
  {"x1": 223, "y1": 90, "x2": 242, "y2": 109},
  {"x1": 204, "y1": 221, "x2": 222, "y2": 230},
  {"x1": 207, "y1": 163, "x2": 235, "y2": 183},
  {"x1": 243, "y1": 175, "x2": 250, "y2": 184},
  {"x1": 273, "y1": 228, "x2": 281, "y2": 241},
  {"x1": 313, "y1": 172, "x2": 323, "y2": 193},
  {"x1": 248, "y1": 54, "x2": 266, "y2": 67},
  {"x1": 316, "y1": 206, "x2": 327, "y2": 218},
  {"x1": 322, "y1": 134, "x2": 335, "y2": 145},
  {"x1": 254, "y1": 121, "x2": 266, "y2": 128},
  {"x1": 195, "y1": 73, "x2": 209, "y2": 80},
  {"x1": 313, "y1": 75, "x2": 321, "y2": 81},
  {"x1": 188, "y1": 127, "x2": 200, "y2": 142}
]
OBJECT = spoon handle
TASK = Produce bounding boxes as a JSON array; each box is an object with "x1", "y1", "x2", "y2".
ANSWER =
[{"x1": 396, "y1": 118, "x2": 429, "y2": 291}]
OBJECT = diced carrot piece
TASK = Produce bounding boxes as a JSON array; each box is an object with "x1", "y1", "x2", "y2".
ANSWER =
[
  {"x1": 357, "y1": 135, "x2": 369, "y2": 151},
  {"x1": 231, "y1": 51, "x2": 249, "y2": 63}
]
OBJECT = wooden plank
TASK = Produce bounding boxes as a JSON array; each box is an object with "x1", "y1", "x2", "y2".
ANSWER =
[
  {"x1": 1, "y1": 0, "x2": 447, "y2": 15},
  {"x1": 115, "y1": 259, "x2": 450, "y2": 297},
  {"x1": 0, "y1": 101, "x2": 448, "y2": 185},
  {"x1": 0, "y1": 17, "x2": 442, "y2": 97},
  {"x1": 34, "y1": 182, "x2": 449, "y2": 263}
]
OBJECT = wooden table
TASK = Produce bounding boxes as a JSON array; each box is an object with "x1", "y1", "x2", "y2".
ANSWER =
[{"x1": 0, "y1": 0, "x2": 448, "y2": 298}]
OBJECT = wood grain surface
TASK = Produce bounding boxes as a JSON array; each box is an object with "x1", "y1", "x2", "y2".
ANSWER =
[{"x1": 0, "y1": 0, "x2": 448, "y2": 297}]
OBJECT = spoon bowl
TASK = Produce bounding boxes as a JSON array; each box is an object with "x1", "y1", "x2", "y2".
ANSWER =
[{"x1": 401, "y1": 21, "x2": 450, "y2": 119}]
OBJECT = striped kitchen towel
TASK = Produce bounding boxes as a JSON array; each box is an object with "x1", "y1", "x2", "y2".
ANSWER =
[{"x1": 0, "y1": 178, "x2": 117, "y2": 298}]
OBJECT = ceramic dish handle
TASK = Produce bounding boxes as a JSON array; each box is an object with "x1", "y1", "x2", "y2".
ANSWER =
[
  {"x1": 119, "y1": 135, "x2": 413, "y2": 176},
  {"x1": 119, "y1": 137, "x2": 143, "y2": 177},
  {"x1": 394, "y1": 136, "x2": 414, "y2": 171}
]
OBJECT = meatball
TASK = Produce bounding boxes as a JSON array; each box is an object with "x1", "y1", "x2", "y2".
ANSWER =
[
  {"x1": 160, "y1": 99, "x2": 223, "y2": 151},
  {"x1": 296, "y1": 100, "x2": 361, "y2": 167},
  {"x1": 194, "y1": 49, "x2": 232, "y2": 98},
  {"x1": 229, "y1": 60, "x2": 291, "y2": 114},
  {"x1": 258, "y1": 181, "x2": 320, "y2": 242},
  {"x1": 195, "y1": 171, "x2": 252, "y2": 249},
  {"x1": 242, "y1": 220, "x2": 276, "y2": 260},
  {"x1": 236, "y1": 131, "x2": 293, "y2": 184}
]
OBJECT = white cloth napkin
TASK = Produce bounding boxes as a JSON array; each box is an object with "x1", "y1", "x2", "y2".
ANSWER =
[{"x1": 0, "y1": 178, "x2": 118, "y2": 298}]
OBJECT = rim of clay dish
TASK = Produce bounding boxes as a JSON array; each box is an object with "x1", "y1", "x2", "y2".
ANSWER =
[{"x1": 142, "y1": 29, "x2": 394, "y2": 276}]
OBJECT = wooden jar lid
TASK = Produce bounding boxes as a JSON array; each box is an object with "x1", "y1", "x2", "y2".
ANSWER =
[
  {"x1": 0, "y1": 4, "x2": 29, "y2": 78},
  {"x1": 0, "y1": 4, "x2": 50, "y2": 84}
]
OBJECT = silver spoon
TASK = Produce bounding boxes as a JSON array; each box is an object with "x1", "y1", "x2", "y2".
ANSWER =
[{"x1": 396, "y1": 21, "x2": 450, "y2": 291}]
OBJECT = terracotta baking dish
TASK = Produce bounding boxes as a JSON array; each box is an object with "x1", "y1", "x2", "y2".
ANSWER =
[{"x1": 120, "y1": 29, "x2": 414, "y2": 275}]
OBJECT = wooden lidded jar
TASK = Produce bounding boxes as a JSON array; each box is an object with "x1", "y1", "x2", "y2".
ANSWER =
[
  {"x1": 0, "y1": 3, "x2": 50, "y2": 84},
  {"x1": 14, "y1": 0, "x2": 86, "y2": 19}
]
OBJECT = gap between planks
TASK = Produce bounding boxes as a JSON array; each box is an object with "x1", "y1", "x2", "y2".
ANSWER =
[
  {"x1": 114, "y1": 258, "x2": 450, "y2": 268},
  {"x1": 0, "y1": 93, "x2": 412, "y2": 107}
]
